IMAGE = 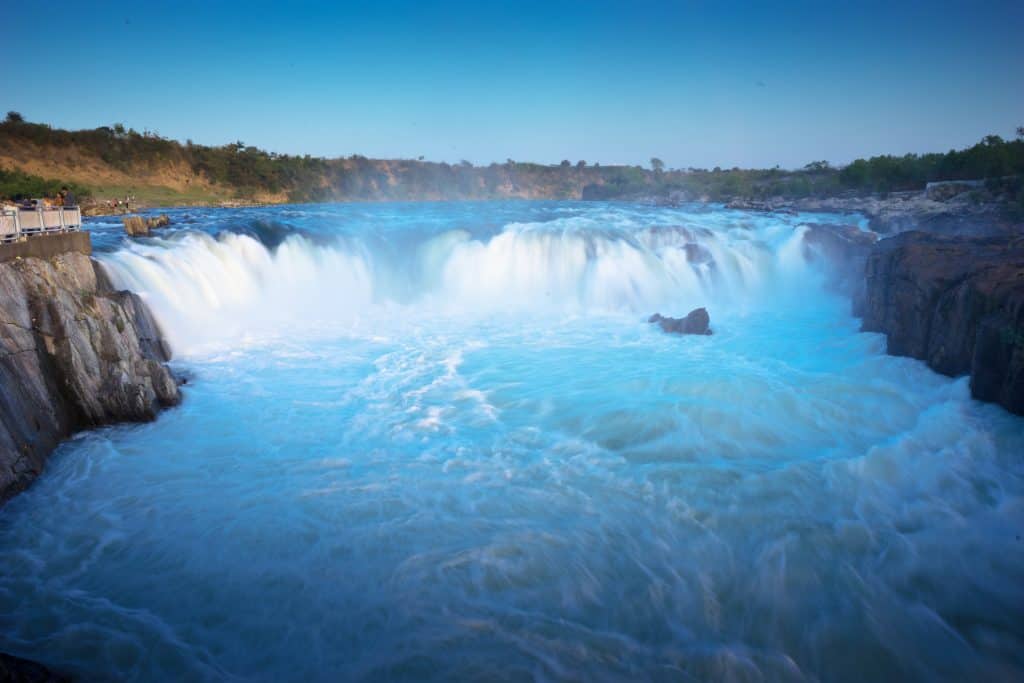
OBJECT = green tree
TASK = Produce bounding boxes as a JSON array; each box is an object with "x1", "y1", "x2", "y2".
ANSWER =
[
  {"x1": 650, "y1": 157, "x2": 665, "y2": 173},
  {"x1": 5, "y1": 111, "x2": 24, "y2": 124}
]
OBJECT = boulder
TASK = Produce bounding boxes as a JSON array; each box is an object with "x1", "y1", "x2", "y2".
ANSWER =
[
  {"x1": 860, "y1": 231, "x2": 1024, "y2": 414},
  {"x1": 123, "y1": 214, "x2": 171, "y2": 236},
  {"x1": 649, "y1": 308, "x2": 712, "y2": 336},
  {"x1": 123, "y1": 215, "x2": 147, "y2": 236}
]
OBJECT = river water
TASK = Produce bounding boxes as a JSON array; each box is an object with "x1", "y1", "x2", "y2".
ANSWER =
[{"x1": 1, "y1": 202, "x2": 1021, "y2": 681}]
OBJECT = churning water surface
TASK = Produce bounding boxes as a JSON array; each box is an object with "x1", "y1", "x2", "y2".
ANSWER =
[{"x1": 1, "y1": 202, "x2": 1022, "y2": 681}]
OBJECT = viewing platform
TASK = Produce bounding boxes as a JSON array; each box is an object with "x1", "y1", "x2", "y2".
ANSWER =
[
  {"x1": 0, "y1": 207, "x2": 90, "y2": 262},
  {"x1": 1, "y1": 206, "x2": 83, "y2": 243}
]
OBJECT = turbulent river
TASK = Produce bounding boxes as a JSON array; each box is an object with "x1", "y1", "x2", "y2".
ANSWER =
[{"x1": 1, "y1": 201, "x2": 1022, "y2": 681}]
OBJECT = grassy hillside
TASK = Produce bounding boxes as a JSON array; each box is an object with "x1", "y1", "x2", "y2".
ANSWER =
[{"x1": 1, "y1": 112, "x2": 1021, "y2": 209}]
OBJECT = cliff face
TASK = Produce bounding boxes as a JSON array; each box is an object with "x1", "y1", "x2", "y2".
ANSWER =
[
  {"x1": 860, "y1": 232, "x2": 1024, "y2": 414},
  {"x1": 0, "y1": 251, "x2": 179, "y2": 502}
]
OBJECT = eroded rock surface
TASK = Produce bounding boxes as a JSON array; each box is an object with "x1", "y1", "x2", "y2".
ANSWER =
[
  {"x1": 0, "y1": 252, "x2": 179, "y2": 502},
  {"x1": 123, "y1": 214, "x2": 171, "y2": 236},
  {"x1": 860, "y1": 231, "x2": 1024, "y2": 414}
]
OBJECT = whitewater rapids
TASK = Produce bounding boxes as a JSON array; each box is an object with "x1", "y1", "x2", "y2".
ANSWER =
[{"x1": 0, "y1": 201, "x2": 1021, "y2": 681}]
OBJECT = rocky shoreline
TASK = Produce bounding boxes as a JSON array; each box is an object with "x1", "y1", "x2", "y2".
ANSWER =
[
  {"x1": 730, "y1": 191, "x2": 1021, "y2": 238},
  {"x1": 789, "y1": 193, "x2": 1024, "y2": 415},
  {"x1": 859, "y1": 231, "x2": 1024, "y2": 414},
  {"x1": 0, "y1": 249, "x2": 180, "y2": 504}
]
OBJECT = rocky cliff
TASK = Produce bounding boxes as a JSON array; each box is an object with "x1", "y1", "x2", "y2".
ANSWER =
[
  {"x1": 860, "y1": 231, "x2": 1024, "y2": 414},
  {"x1": 0, "y1": 251, "x2": 180, "y2": 503}
]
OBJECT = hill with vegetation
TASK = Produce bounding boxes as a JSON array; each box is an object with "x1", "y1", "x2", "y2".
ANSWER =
[{"x1": 1, "y1": 112, "x2": 1021, "y2": 212}]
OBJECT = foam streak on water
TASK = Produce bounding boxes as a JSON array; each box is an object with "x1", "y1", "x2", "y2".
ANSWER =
[{"x1": 0, "y1": 202, "x2": 1021, "y2": 681}]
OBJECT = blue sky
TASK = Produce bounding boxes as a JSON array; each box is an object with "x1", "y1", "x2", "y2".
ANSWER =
[{"x1": 2, "y1": 0, "x2": 1021, "y2": 168}]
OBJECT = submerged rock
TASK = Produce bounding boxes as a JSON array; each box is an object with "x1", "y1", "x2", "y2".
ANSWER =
[
  {"x1": 860, "y1": 231, "x2": 1024, "y2": 415},
  {"x1": 0, "y1": 251, "x2": 180, "y2": 503},
  {"x1": 683, "y1": 242, "x2": 713, "y2": 265},
  {"x1": 649, "y1": 308, "x2": 712, "y2": 336}
]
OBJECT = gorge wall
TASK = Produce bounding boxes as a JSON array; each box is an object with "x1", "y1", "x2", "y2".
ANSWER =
[
  {"x1": 859, "y1": 231, "x2": 1024, "y2": 415},
  {"x1": 0, "y1": 248, "x2": 180, "y2": 503}
]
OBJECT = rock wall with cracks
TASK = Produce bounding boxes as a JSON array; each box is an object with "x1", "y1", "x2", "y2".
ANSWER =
[{"x1": 0, "y1": 251, "x2": 180, "y2": 503}]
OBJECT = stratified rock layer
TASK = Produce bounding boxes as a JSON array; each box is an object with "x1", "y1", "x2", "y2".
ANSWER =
[
  {"x1": 0, "y1": 252, "x2": 180, "y2": 502},
  {"x1": 860, "y1": 231, "x2": 1024, "y2": 414}
]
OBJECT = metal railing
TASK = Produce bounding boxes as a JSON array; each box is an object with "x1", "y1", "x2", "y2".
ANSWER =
[{"x1": 0, "y1": 206, "x2": 82, "y2": 244}]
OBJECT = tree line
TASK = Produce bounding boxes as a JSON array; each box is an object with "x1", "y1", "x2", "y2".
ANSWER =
[{"x1": 1, "y1": 112, "x2": 1021, "y2": 205}]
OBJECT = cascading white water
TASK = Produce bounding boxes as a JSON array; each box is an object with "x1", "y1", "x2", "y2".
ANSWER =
[
  {"x1": 3, "y1": 202, "x2": 1021, "y2": 681},
  {"x1": 99, "y1": 215, "x2": 812, "y2": 353}
]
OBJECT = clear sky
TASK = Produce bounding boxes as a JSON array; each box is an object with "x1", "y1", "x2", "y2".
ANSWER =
[{"x1": 2, "y1": 0, "x2": 1022, "y2": 169}]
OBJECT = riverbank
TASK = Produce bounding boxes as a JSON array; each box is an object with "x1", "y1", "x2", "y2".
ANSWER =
[
  {"x1": 80, "y1": 196, "x2": 273, "y2": 217},
  {"x1": 726, "y1": 190, "x2": 1021, "y2": 237}
]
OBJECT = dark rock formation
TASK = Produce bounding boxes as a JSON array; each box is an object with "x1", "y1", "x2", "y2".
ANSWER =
[
  {"x1": 0, "y1": 651, "x2": 70, "y2": 682},
  {"x1": 860, "y1": 231, "x2": 1024, "y2": 414},
  {"x1": 649, "y1": 308, "x2": 712, "y2": 336},
  {"x1": 1, "y1": 251, "x2": 180, "y2": 503}
]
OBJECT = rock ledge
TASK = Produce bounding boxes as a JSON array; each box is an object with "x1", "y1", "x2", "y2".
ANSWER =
[
  {"x1": 859, "y1": 231, "x2": 1024, "y2": 414},
  {"x1": 1, "y1": 251, "x2": 180, "y2": 503}
]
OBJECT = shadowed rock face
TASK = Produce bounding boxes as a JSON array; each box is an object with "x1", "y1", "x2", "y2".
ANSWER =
[
  {"x1": 649, "y1": 308, "x2": 712, "y2": 336},
  {"x1": 860, "y1": 231, "x2": 1024, "y2": 415},
  {"x1": 0, "y1": 651, "x2": 70, "y2": 682},
  {"x1": 0, "y1": 252, "x2": 180, "y2": 503}
]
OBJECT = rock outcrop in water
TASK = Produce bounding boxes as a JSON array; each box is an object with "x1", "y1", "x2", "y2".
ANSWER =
[
  {"x1": 123, "y1": 214, "x2": 171, "y2": 236},
  {"x1": 0, "y1": 251, "x2": 180, "y2": 503},
  {"x1": 860, "y1": 231, "x2": 1024, "y2": 415},
  {"x1": 649, "y1": 308, "x2": 712, "y2": 335}
]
